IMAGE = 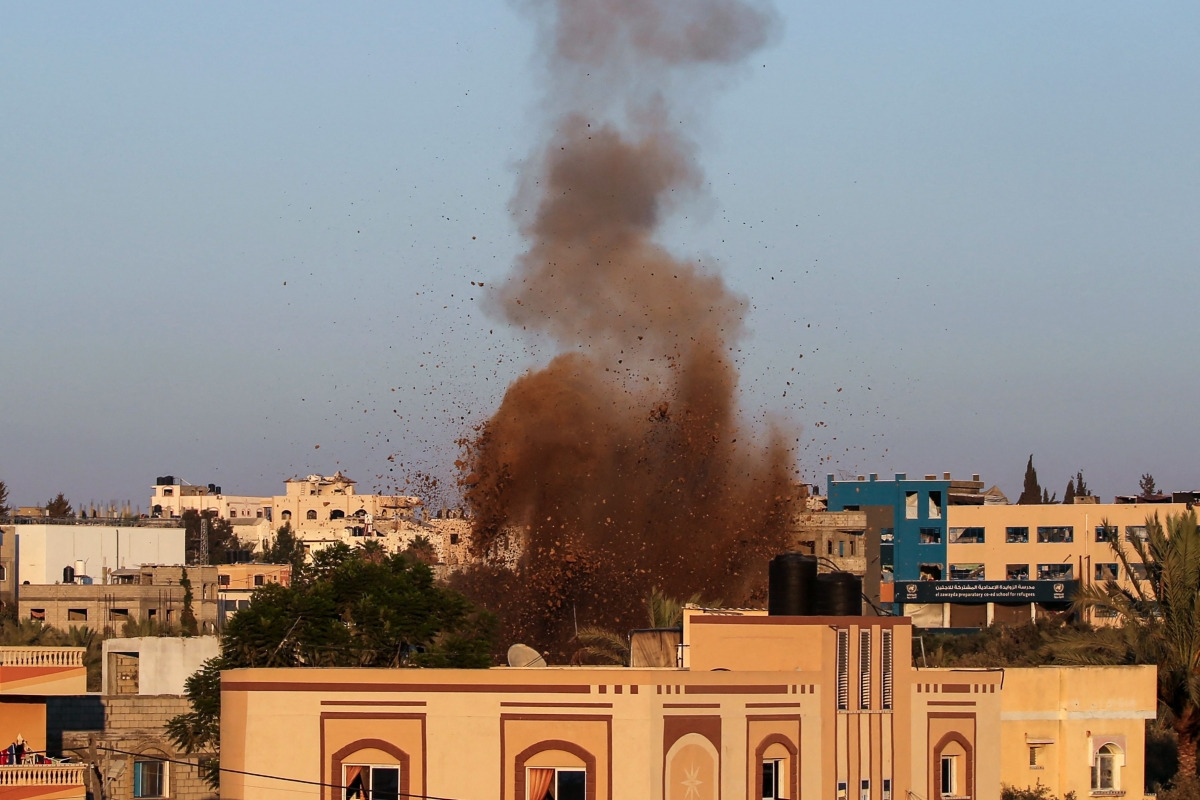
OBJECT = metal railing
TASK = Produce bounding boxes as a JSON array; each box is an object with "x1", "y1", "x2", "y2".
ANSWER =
[
  {"x1": 0, "y1": 764, "x2": 87, "y2": 786},
  {"x1": 0, "y1": 647, "x2": 85, "y2": 667}
]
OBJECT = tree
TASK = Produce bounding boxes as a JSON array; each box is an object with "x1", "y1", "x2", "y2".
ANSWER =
[
  {"x1": 1001, "y1": 782, "x2": 1077, "y2": 800},
  {"x1": 574, "y1": 587, "x2": 703, "y2": 665},
  {"x1": 45, "y1": 493, "x2": 73, "y2": 518},
  {"x1": 1063, "y1": 478, "x2": 1076, "y2": 506},
  {"x1": 179, "y1": 568, "x2": 198, "y2": 637},
  {"x1": 1074, "y1": 470, "x2": 1090, "y2": 499},
  {"x1": 181, "y1": 509, "x2": 240, "y2": 565},
  {"x1": 0, "y1": 480, "x2": 9, "y2": 516},
  {"x1": 1018, "y1": 455, "x2": 1043, "y2": 505},
  {"x1": 168, "y1": 546, "x2": 495, "y2": 785},
  {"x1": 1051, "y1": 511, "x2": 1200, "y2": 777},
  {"x1": 402, "y1": 535, "x2": 437, "y2": 566},
  {"x1": 259, "y1": 522, "x2": 307, "y2": 577},
  {"x1": 1142, "y1": 473, "x2": 1160, "y2": 498}
]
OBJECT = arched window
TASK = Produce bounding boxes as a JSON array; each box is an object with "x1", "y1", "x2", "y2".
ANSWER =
[
  {"x1": 281, "y1": 510, "x2": 292, "y2": 521},
  {"x1": 331, "y1": 740, "x2": 409, "y2": 800},
  {"x1": 1093, "y1": 744, "x2": 1122, "y2": 791},
  {"x1": 306, "y1": 510, "x2": 317, "y2": 520},
  {"x1": 151, "y1": 505, "x2": 162, "y2": 517},
  {"x1": 230, "y1": 509, "x2": 237, "y2": 517},
  {"x1": 330, "y1": 510, "x2": 345, "y2": 520},
  {"x1": 516, "y1": 742, "x2": 593, "y2": 800},
  {"x1": 354, "y1": 509, "x2": 368, "y2": 517}
]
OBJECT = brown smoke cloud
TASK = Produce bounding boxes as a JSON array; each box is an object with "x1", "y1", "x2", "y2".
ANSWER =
[{"x1": 455, "y1": 0, "x2": 795, "y2": 660}]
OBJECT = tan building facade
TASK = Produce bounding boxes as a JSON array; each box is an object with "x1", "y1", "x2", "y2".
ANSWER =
[{"x1": 220, "y1": 610, "x2": 1155, "y2": 800}]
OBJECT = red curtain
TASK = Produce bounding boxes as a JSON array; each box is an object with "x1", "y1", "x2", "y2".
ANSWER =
[
  {"x1": 343, "y1": 765, "x2": 365, "y2": 799},
  {"x1": 527, "y1": 768, "x2": 555, "y2": 800}
]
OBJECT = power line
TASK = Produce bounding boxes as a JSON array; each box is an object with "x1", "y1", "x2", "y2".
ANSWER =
[{"x1": 93, "y1": 746, "x2": 472, "y2": 800}]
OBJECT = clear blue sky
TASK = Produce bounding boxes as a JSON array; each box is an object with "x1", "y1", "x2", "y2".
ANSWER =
[{"x1": 3, "y1": 2, "x2": 1198, "y2": 510}]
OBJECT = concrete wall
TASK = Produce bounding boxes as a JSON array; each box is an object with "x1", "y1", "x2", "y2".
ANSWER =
[
  {"x1": 14, "y1": 525, "x2": 185, "y2": 586},
  {"x1": 101, "y1": 637, "x2": 218, "y2": 696}
]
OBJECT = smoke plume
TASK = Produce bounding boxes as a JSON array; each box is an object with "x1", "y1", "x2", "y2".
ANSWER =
[{"x1": 457, "y1": 0, "x2": 795, "y2": 659}]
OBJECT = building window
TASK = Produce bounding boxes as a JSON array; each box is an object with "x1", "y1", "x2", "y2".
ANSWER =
[
  {"x1": 1037, "y1": 564, "x2": 1074, "y2": 580},
  {"x1": 880, "y1": 527, "x2": 894, "y2": 542},
  {"x1": 919, "y1": 528, "x2": 942, "y2": 544},
  {"x1": 162, "y1": 488, "x2": 173, "y2": 497},
  {"x1": 949, "y1": 564, "x2": 984, "y2": 581},
  {"x1": 68, "y1": 608, "x2": 87, "y2": 621},
  {"x1": 344, "y1": 764, "x2": 400, "y2": 800},
  {"x1": 940, "y1": 755, "x2": 958, "y2": 797},
  {"x1": 110, "y1": 608, "x2": 130, "y2": 621},
  {"x1": 928, "y1": 491, "x2": 942, "y2": 519},
  {"x1": 30, "y1": 609, "x2": 45, "y2": 621},
  {"x1": 527, "y1": 767, "x2": 585, "y2": 800},
  {"x1": 905, "y1": 491, "x2": 918, "y2": 519},
  {"x1": 218, "y1": 574, "x2": 231, "y2": 586},
  {"x1": 1094, "y1": 563, "x2": 1119, "y2": 581},
  {"x1": 133, "y1": 759, "x2": 167, "y2": 798},
  {"x1": 331, "y1": 510, "x2": 346, "y2": 520},
  {"x1": 254, "y1": 574, "x2": 265, "y2": 587},
  {"x1": 1028, "y1": 745, "x2": 1044, "y2": 768},
  {"x1": 229, "y1": 509, "x2": 237, "y2": 518},
  {"x1": 306, "y1": 510, "x2": 318, "y2": 520},
  {"x1": 836, "y1": 628, "x2": 849, "y2": 710},
  {"x1": 827, "y1": 540, "x2": 833, "y2": 556},
  {"x1": 281, "y1": 510, "x2": 292, "y2": 521},
  {"x1": 1126, "y1": 526, "x2": 1149, "y2": 543},
  {"x1": 882, "y1": 779, "x2": 892, "y2": 800},
  {"x1": 762, "y1": 759, "x2": 783, "y2": 800},
  {"x1": 1095, "y1": 525, "x2": 1118, "y2": 543},
  {"x1": 881, "y1": 629, "x2": 894, "y2": 709},
  {"x1": 839, "y1": 541, "x2": 845, "y2": 558},
  {"x1": 1036, "y1": 526, "x2": 1074, "y2": 543},
  {"x1": 450, "y1": 533, "x2": 460, "y2": 545},
  {"x1": 1006, "y1": 564, "x2": 1030, "y2": 581},
  {"x1": 948, "y1": 527, "x2": 985, "y2": 544},
  {"x1": 919, "y1": 563, "x2": 943, "y2": 581},
  {"x1": 1092, "y1": 744, "x2": 1121, "y2": 792},
  {"x1": 859, "y1": 629, "x2": 871, "y2": 709},
  {"x1": 1006, "y1": 527, "x2": 1029, "y2": 543},
  {"x1": 1130, "y1": 563, "x2": 1149, "y2": 581},
  {"x1": 861, "y1": 779, "x2": 870, "y2": 800}
]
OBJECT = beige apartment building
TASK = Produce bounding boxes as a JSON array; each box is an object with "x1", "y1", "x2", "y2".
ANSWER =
[{"x1": 221, "y1": 608, "x2": 1155, "y2": 800}]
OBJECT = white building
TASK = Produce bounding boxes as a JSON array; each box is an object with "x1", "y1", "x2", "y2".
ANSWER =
[{"x1": 13, "y1": 523, "x2": 185, "y2": 585}]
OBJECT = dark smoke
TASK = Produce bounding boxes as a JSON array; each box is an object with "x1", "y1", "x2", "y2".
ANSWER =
[{"x1": 456, "y1": 0, "x2": 795, "y2": 660}]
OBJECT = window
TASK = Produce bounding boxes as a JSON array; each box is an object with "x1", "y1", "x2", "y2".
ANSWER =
[
  {"x1": 1095, "y1": 525, "x2": 1118, "y2": 543},
  {"x1": 527, "y1": 767, "x2": 585, "y2": 800},
  {"x1": 254, "y1": 574, "x2": 265, "y2": 587},
  {"x1": 882, "y1": 779, "x2": 892, "y2": 800},
  {"x1": 919, "y1": 563, "x2": 943, "y2": 581},
  {"x1": 1126, "y1": 526, "x2": 1149, "y2": 543},
  {"x1": 68, "y1": 609, "x2": 87, "y2": 622},
  {"x1": 940, "y1": 755, "x2": 957, "y2": 797},
  {"x1": 928, "y1": 491, "x2": 942, "y2": 519},
  {"x1": 30, "y1": 609, "x2": 45, "y2": 621},
  {"x1": 134, "y1": 759, "x2": 167, "y2": 798},
  {"x1": 344, "y1": 764, "x2": 400, "y2": 800},
  {"x1": 219, "y1": 574, "x2": 231, "y2": 586},
  {"x1": 836, "y1": 628, "x2": 849, "y2": 710},
  {"x1": 110, "y1": 608, "x2": 130, "y2": 621},
  {"x1": 762, "y1": 759, "x2": 783, "y2": 800},
  {"x1": 949, "y1": 563, "x2": 984, "y2": 581},
  {"x1": 1092, "y1": 744, "x2": 1121, "y2": 792},
  {"x1": 1029, "y1": 745, "x2": 1038, "y2": 767},
  {"x1": 827, "y1": 541, "x2": 833, "y2": 556},
  {"x1": 949, "y1": 527, "x2": 985, "y2": 544},
  {"x1": 861, "y1": 779, "x2": 870, "y2": 800},
  {"x1": 1037, "y1": 526, "x2": 1074, "y2": 543},
  {"x1": 229, "y1": 509, "x2": 237, "y2": 518},
  {"x1": 905, "y1": 492, "x2": 918, "y2": 520},
  {"x1": 450, "y1": 533, "x2": 460, "y2": 545},
  {"x1": 850, "y1": 541, "x2": 856, "y2": 557},
  {"x1": 1037, "y1": 564, "x2": 1074, "y2": 580},
  {"x1": 1006, "y1": 564, "x2": 1030, "y2": 581},
  {"x1": 331, "y1": 510, "x2": 346, "y2": 520},
  {"x1": 163, "y1": 488, "x2": 173, "y2": 497},
  {"x1": 281, "y1": 510, "x2": 292, "y2": 521},
  {"x1": 880, "y1": 528, "x2": 894, "y2": 543},
  {"x1": 919, "y1": 527, "x2": 941, "y2": 544},
  {"x1": 1095, "y1": 563, "x2": 1119, "y2": 581},
  {"x1": 881, "y1": 630, "x2": 894, "y2": 710},
  {"x1": 839, "y1": 541, "x2": 845, "y2": 558},
  {"x1": 1130, "y1": 563, "x2": 1149, "y2": 580},
  {"x1": 859, "y1": 630, "x2": 872, "y2": 709},
  {"x1": 306, "y1": 510, "x2": 318, "y2": 520},
  {"x1": 1006, "y1": 527, "x2": 1029, "y2": 543}
]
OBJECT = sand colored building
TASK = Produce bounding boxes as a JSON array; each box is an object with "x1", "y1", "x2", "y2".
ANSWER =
[
  {"x1": 220, "y1": 608, "x2": 1155, "y2": 800},
  {"x1": 0, "y1": 646, "x2": 88, "y2": 800}
]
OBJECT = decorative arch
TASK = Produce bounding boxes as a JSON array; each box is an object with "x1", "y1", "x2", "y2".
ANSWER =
[
  {"x1": 665, "y1": 732, "x2": 720, "y2": 800},
  {"x1": 932, "y1": 731, "x2": 974, "y2": 800},
  {"x1": 330, "y1": 509, "x2": 346, "y2": 520},
  {"x1": 306, "y1": 509, "x2": 318, "y2": 520},
  {"x1": 514, "y1": 739, "x2": 596, "y2": 800},
  {"x1": 329, "y1": 739, "x2": 410, "y2": 800},
  {"x1": 754, "y1": 733, "x2": 799, "y2": 800}
]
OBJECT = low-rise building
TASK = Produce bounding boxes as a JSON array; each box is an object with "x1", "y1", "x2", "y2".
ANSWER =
[
  {"x1": 216, "y1": 564, "x2": 290, "y2": 626},
  {"x1": 221, "y1": 607, "x2": 1156, "y2": 800},
  {"x1": 4, "y1": 522, "x2": 185, "y2": 587},
  {"x1": 19, "y1": 566, "x2": 218, "y2": 634}
]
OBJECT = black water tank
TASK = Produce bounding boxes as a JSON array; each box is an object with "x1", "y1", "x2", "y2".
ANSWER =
[
  {"x1": 63, "y1": 565, "x2": 75, "y2": 584},
  {"x1": 815, "y1": 572, "x2": 862, "y2": 616},
  {"x1": 768, "y1": 553, "x2": 818, "y2": 615}
]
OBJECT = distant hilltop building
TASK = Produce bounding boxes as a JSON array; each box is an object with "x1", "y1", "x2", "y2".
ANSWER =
[{"x1": 149, "y1": 472, "x2": 472, "y2": 569}]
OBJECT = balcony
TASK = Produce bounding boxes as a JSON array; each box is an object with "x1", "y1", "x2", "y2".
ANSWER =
[
  {"x1": 0, "y1": 764, "x2": 86, "y2": 800},
  {"x1": 0, "y1": 648, "x2": 86, "y2": 696}
]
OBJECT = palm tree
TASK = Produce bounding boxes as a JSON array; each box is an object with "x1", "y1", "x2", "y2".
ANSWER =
[
  {"x1": 1050, "y1": 510, "x2": 1200, "y2": 776},
  {"x1": 573, "y1": 587, "x2": 705, "y2": 665}
]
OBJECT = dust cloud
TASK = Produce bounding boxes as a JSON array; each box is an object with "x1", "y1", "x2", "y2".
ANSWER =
[{"x1": 454, "y1": 0, "x2": 797, "y2": 660}]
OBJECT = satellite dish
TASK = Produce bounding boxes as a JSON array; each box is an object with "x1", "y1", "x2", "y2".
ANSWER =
[{"x1": 507, "y1": 643, "x2": 547, "y2": 668}]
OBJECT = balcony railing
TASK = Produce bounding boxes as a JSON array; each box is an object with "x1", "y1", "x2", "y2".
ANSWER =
[
  {"x1": 0, "y1": 764, "x2": 87, "y2": 786},
  {"x1": 0, "y1": 647, "x2": 85, "y2": 667}
]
